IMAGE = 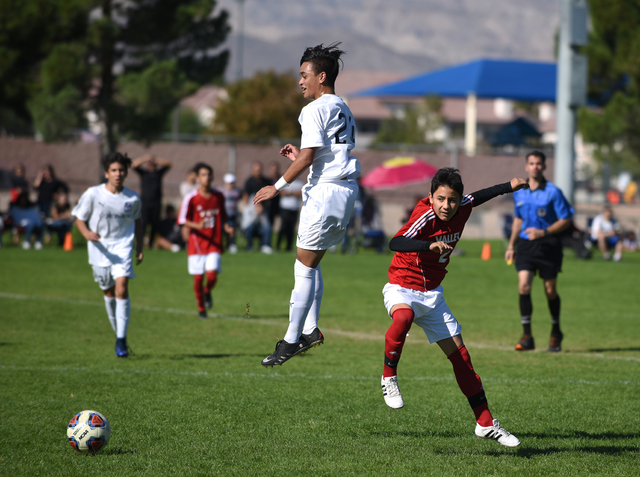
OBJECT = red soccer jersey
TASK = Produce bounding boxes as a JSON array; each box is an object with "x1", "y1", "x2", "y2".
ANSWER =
[
  {"x1": 388, "y1": 194, "x2": 474, "y2": 292},
  {"x1": 177, "y1": 189, "x2": 226, "y2": 256}
]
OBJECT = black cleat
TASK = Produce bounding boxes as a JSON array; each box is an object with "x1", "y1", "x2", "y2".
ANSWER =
[
  {"x1": 199, "y1": 310, "x2": 208, "y2": 319},
  {"x1": 204, "y1": 292, "x2": 213, "y2": 310},
  {"x1": 548, "y1": 332, "x2": 563, "y2": 352},
  {"x1": 515, "y1": 334, "x2": 535, "y2": 351},
  {"x1": 299, "y1": 328, "x2": 324, "y2": 354},
  {"x1": 261, "y1": 339, "x2": 304, "y2": 367}
]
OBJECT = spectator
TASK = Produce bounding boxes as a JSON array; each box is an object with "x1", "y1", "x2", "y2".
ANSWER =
[
  {"x1": 10, "y1": 164, "x2": 29, "y2": 203},
  {"x1": 219, "y1": 173, "x2": 242, "y2": 254},
  {"x1": 267, "y1": 161, "x2": 282, "y2": 228},
  {"x1": 622, "y1": 231, "x2": 638, "y2": 252},
  {"x1": 33, "y1": 164, "x2": 68, "y2": 218},
  {"x1": 180, "y1": 170, "x2": 197, "y2": 199},
  {"x1": 47, "y1": 188, "x2": 74, "y2": 247},
  {"x1": 276, "y1": 178, "x2": 303, "y2": 252},
  {"x1": 242, "y1": 161, "x2": 273, "y2": 254},
  {"x1": 589, "y1": 205, "x2": 623, "y2": 261},
  {"x1": 132, "y1": 154, "x2": 172, "y2": 248},
  {"x1": 9, "y1": 191, "x2": 44, "y2": 250},
  {"x1": 155, "y1": 204, "x2": 184, "y2": 253}
]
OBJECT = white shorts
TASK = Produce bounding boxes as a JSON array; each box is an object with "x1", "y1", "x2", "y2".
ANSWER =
[
  {"x1": 382, "y1": 283, "x2": 462, "y2": 344},
  {"x1": 92, "y1": 262, "x2": 135, "y2": 290},
  {"x1": 297, "y1": 180, "x2": 358, "y2": 250},
  {"x1": 188, "y1": 253, "x2": 222, "y2": 275}
]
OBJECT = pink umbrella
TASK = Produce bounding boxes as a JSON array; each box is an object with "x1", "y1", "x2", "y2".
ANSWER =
[{"x1": 361, "y1": 157, "x2": 439, "y2": 190}]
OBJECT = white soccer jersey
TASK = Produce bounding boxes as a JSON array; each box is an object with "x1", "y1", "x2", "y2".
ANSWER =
[
  {"x1": 299, "y1": 94, "x2": 360, "y2": 182},
  {"x1": 590, "y1": 214, "x2": 621, "y2": 241},
  {"x1": 72, "y1": 184, "x2": 141, "y2": 267}
]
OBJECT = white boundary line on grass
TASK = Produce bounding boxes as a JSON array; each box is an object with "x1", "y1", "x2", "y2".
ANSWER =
[
  {"x1": 2, "y1": 292, "x2": 640, "y2": 363},
  {"x1": 0, "y1": 364, "x2": 638, "y2": 387}
]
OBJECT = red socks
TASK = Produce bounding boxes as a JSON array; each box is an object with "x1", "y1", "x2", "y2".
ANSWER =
[
  {"x1": 447, "y1": 345, "x2": 493, "y2": 427},
  {"x1": 383, "y1": 308, "x2": 415, "y2": 378},
  {"x1": 205, "y1": 271, "x2": 217, "y2": 293},
  {"x1": 194, "y1": 275, "x2": 205, "y2": 312}
]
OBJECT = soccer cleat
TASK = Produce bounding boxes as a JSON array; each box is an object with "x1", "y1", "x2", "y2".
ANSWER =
[
  {"x1": 475, "y1": 419, "x2": 521, "y2": 447},
  {"x1": 548, "y1": 332, "x2": 563, "y2": 352},
  {"x1": 261, "y1": 339, "x2": 304, "y2": 367},
  {"x1": 299, "y1": 328, "x2": 324, "y2": 353},
  {"x1": 515, "y1": 334, "x2": 535, "y2": 351},
  {"x1": 115, "y1": 338, "x2": 128, "y2": 357},
  {"x1": 204, "y1": 292, "x2": 213, "y2": 310},
  {"x1": 381, "y1": 375, "x2": 404, "y2": 409},
  {"x1": 198, "y1": 310, "x2": 207, "y2": 319},
  {"x1": 34, "y1": 241, "x2": 43, "y2": 250}
]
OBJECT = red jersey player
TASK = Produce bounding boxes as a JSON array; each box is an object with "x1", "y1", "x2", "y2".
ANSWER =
[
  {"x1": 177, "y1": 163, "x2": 233, "y2": 318},
  {"x1": 381, "y1": 167, "x2": 528, "y2": 448}
]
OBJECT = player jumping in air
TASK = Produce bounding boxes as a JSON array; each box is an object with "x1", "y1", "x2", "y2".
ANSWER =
[
  {"x1": 253, "y1": 42, "x2": 360, "y2": 367},
  {"x1": 72, "y1": 152, "x2": 143, "y2": 357},
  {"x1": 380, "y1": 167, "x2": 527, "y2": 447},
  {"x1": 177, "y1": 163, "x2": 233, "y2": 318}
]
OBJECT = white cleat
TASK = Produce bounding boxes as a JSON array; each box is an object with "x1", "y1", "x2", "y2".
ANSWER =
[
  {"x1": 381, "y1": 375, "x2": 404, "y2": 409},
  {"x1": 475, "y1": 419, "x2": 521, "y2": 447}
]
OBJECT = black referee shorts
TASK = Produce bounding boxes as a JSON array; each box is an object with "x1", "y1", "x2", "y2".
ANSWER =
[{"x1": 515, "y1": 237, "x2": 563, "y2": 279}]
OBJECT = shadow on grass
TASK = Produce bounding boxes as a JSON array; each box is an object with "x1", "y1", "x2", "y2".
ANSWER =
[
  {"x1": 98, "y1": 447, "x2": 136, "y2": 456},
  {"x1": 588, "y1": 347, "x2": 640, "y2": 352},
  {"x1": 483, "y1": 444, "x2": 639, "y2": 458},
  {"x1": 171, "y1": 353, "x2": 265, "y2": 360}
]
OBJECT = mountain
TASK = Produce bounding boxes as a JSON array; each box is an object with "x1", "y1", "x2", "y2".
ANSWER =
[{"x1": 213, "y1": 0, "x2": 561, "y2": 81}]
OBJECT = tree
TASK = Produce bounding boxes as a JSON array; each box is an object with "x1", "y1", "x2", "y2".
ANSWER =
[
  {"x1": 1, "y1": 0, "x2": 230, "y2": 149},
  {"x1": 578, "y1": 0, "x2": 640, "y2": 174},
  {"x1": 210, "y1": 71, "x2": 307, "y2": 140},
  {"x1": 373, "y1": 95, "x2": 443, "y2": 146}
]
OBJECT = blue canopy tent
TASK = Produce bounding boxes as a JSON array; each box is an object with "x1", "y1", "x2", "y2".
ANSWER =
[{"x1": 352, "y1": 59, "x2": 557, "y2": 153}]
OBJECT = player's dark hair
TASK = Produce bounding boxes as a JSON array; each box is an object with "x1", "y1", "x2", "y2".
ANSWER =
[
  {"x1": 430, "y1": 167, "x2": 464, "y2": 198},
  {"x1": 526, "y1": 150, "x2": 546, "y2": 163},
  {"x1": 193, "y1": 162, "x2": 213, "y2": 176},
  {"x1": 103, "y1": 152, "x2": 132, "y2": 172},
  {"x1": 300, "y1": 42, "x2": 345, "y2": 89}
]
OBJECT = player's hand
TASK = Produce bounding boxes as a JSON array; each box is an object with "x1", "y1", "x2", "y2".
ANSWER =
[
  {"x1": 253, "y1": 185, "x2": 278, "y2": 205},
  {"x1": 510, "y1": 178, "x2": 529, "y2": 191},
  {"x1": 279, "y1": 144, "x2": 300, "y2": 162},
  {"x1": 505, "y1": 248, "x2": 515, "y2": 264},
  {"x1": 429, "y1": 241, "x2": 453, "y2": 254},
  {"x1": 524, "y1": 227, "x2": 545, "y2": 240},
  {"x1": 136, "y1": 252, "x2": 143, "y2": 265},
  {"x1": 224, "y1": 223, "x2": 235, "y2": 237},
  {"x1": 84, "y1": 231, "x2": 101, "y2": 242},
  {"x1": 192, "y1": 219, "x2": 206, "y2": 230}
]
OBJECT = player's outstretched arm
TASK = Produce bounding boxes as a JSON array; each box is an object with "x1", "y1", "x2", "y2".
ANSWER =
[
  {"x1": 75, "y1": 219, "x2": 100, "y2": 242},
  {"x1": 470, "y1": 178, "x2": 529, "y2": 207},
  {"x1": 389, "y1": 236, "x2": 449, "y2": 254}
]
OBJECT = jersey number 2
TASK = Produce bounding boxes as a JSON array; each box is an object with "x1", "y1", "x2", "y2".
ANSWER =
[
  {"x1": 334, "y1": 112, "x2": 355, "y2": 144},
  {"x1": 439, "y1": 249, "x2": 452, "y2": 263}
]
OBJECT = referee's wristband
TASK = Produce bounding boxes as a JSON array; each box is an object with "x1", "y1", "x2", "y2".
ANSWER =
[{"x1": 274, "y1": 176, "x2": 290, "y2": 191}]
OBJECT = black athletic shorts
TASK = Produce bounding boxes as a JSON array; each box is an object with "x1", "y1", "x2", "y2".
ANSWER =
[{"x1": 515, "y1": 237, "x2": 563, "y2": 279}]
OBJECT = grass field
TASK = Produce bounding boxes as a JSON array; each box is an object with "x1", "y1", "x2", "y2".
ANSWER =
[{"x1": 1, "y1": 237, "x2": 639, "y2": 476}]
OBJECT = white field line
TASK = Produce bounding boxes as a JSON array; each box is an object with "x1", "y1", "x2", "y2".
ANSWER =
[
  {"x1": 1, "y1": 292, "x2": 640, "y2": 363},
  {"x1": 0, "y1": 364, "x2": 638, "y2": 387}
]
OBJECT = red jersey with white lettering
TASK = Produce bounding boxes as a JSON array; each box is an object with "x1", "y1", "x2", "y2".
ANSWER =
[
  {"x1": 388, "y1": 194, "x2": 474, "y2": 292},
  {"x1": 177, "y1": 189, "x2": 226, "y2": 256}
]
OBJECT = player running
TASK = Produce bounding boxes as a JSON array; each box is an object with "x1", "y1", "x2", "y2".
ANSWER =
[
  {"x1": 177, "y1": 163, "x2": 233, "y2": 318},
  {"x1": 253, "y1": 43, "x2": 360, "y2": 367},
  {"x1": 380, "y1": 167, "x2": 527, "y2": 447},
  {"x1": 72, "y1": 152, "x2": 143, "y2": 357}
]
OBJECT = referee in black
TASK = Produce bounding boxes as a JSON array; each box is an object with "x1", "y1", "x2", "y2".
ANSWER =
[{"x1": 505, "y1": 151, "x2": 574, "y2": 352}]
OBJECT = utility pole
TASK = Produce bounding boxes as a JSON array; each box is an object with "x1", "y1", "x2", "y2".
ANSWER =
[
  {"x1": 234, "y1": 0, "x2": 246, "y2": 81},
  {"x1": 555, "y1": 0, "x2": 588, "y2": 204}
]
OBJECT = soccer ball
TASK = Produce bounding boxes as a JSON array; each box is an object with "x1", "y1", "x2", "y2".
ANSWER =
[{"x1": 67, "y1": 410, "x2": 111, "y2": 453}]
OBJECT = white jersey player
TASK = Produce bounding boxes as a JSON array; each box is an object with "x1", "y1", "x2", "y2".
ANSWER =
[
  {"x1": 254, "y1": 42, "x2": 360, "y2": 367},
  {"x1": 72, "y1": 152, "x2": 143, "y2": 357}
]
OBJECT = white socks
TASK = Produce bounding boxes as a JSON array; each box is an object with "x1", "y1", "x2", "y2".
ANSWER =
[
  {"x1": 283, "y1": 260, "x2": 323, "y2": 343},
  {"x1": 104, "y1": 296, "x2": 117, "y2": 333},
  {"x1": 115, "y1": 297, "x2": 130, "y2": 339},
  {"x1": 303, "y1": 265, "x2": 323, "y2": 335}
]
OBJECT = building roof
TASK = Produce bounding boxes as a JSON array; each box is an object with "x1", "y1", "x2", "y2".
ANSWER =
[{"x1": 353, "y1": 59, "x2": 557, "y2": 102}]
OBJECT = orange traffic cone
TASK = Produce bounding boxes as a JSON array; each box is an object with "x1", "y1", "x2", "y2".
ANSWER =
[
  {"x1": 63, "y1": 231, "x2": 74, "y2": 251},
  {"x1": 481, "y1": 242, "x2": 491, "y2": 260}
]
